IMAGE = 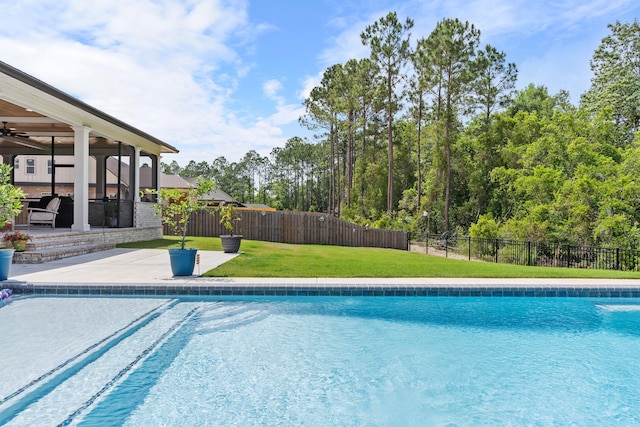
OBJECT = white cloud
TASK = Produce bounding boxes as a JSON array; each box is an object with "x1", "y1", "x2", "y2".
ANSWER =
[
  {"x1": 0, "y1": 0, "x2": 277, "y2": 165},
  {"x1": 318, "y1": 13, "x2": 374, "y2": 67},
  {"x1": 421, "y1": 0, "x2": 636, "y2": 40},
  {"x1": 315, "y1": 0, "x2": 636, "y2": 106},
  {"x1": 0, "y1": 0, "x2": 637, "y2": 167},
  {"x1": 263, "y1": 79, "x2": 283, "y2": 98},
  {"x1": 298, "y1": 72, "x2": 323, "y2": 100},
  {"x1": 268, "y1": 103, "x2": 306, "y2": 127}
]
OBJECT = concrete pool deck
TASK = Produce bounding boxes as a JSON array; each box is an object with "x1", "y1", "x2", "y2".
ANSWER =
[{"x1": 2, "y1": 248, "x2": 640, "y2": 297}]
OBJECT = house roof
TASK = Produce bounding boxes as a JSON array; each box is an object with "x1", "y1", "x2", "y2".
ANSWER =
[
  {"x1": 106, "y1": 156, "x2": 131, "y2": 186},
  {"x1": 202, "y1": 188, "x2": 235, "y2": 203},
  {"x1": 160, "y1": 173, "x2": 193, "y2": 188},
  {"x1": 0, "y1": 60, "x2": 178, "y2": 155},
  {"x1": 182, "y1": 176, "x2": 236, "y2": 202},
  {"x1": 137, "y1": 166, "x2": 237, "y2": 203},
  {"x1": 138, "y1": 165, "x2": 192, "y2": 189}
]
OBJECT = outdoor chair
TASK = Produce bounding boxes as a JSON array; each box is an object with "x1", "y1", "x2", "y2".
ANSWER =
[{"x1": 27, "y1": 197, "x2": 61, "y2": 229}]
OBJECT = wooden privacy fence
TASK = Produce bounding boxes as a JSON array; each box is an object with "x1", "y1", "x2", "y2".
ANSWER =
[{"x1": 165, "y1": 209, "x2": 409, "y2": 250}]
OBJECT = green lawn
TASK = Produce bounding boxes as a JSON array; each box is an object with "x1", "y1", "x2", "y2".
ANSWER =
[{"x1": 117, "y1": 236, "x2": 640, "y2": 279}]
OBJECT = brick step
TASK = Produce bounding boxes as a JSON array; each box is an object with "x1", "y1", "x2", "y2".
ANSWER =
[
  {"x1": 20, "y1": 230, "x2": 118, "y2": 250},
  {"x1": 13, "y1": 242, "x2": 116, "y2": 264},
  {"x1": 25, "y1": 237, "x2": 108, "y2": 250}
]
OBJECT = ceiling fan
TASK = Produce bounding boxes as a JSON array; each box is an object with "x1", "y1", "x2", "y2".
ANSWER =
[
  {"x1": 0, "y1": 121, "x2": 46, "y2": 150},
  {"x1": 1, "y1": 121, "x2": 27, "y2": 138}
]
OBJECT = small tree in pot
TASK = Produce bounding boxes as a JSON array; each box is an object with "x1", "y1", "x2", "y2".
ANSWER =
[
  {"x1": 0, "y1": 164, "x2": 26, "y2": 280},
  {"x1": 145, "y1": 178, "x2": 215, "y2": 275},
  {"x1": 217, "y1": 202, "x2": 242, "y2": 253}
]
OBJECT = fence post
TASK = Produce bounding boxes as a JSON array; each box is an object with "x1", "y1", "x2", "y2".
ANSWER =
[
  {"x1": 426, "y1": 234, "x2": 428, "y2": 254},
  {"x1": 566, "y1": 245, "x2": 570, "y2": 268},
  {"x1": 494, "y1": 238, "x2": 499, "y2": 263},
  {"x1": 468, "y1": 236, "x2": 471, "y2": 260},
  {"x1": 616, "y1": 248, "x2": 620, "y2": 270},
  {"x1": 527, "y1": 240, "x2": 531, "y2": 266}
]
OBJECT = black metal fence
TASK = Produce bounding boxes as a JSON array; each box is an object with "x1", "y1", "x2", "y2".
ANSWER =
[{"x1": 415, "y1": 234, "x2": 640, "y2": 272}]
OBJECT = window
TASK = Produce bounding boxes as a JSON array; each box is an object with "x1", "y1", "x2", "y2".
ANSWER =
[
  {"x1": 26, "y1": 158, "x2": 35, "y2": 174},
  {"x1": 13, "y1": 158, "x2": 19, "y2": 169},
  {"x1": 47, "y1": 159, "x2": 52, "y2": 175}
]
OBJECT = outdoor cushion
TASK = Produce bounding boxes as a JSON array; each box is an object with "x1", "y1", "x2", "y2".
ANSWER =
[{"x1": 45, "y1": 197, "x2": 60, "y2": 212}]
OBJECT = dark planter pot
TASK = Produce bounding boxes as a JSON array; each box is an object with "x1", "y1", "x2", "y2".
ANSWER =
[
  {"x1": 221, "y1": 235, "x2": 242, "y2": 253},
  {"x1": 0, "y1": 249, "x2": 15, "y2": 281},
  {"x1": 168, "y1": 248, "x2": 198, "y2": 276}
]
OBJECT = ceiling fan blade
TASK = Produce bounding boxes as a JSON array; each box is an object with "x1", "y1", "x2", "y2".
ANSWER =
[{"x1": 0, "y1": 135, "x2": 48, "y2": 150}]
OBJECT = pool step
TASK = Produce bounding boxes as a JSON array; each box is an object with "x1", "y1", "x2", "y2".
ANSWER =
[
  {"x1": 196, "y1": 303, "x2": 268, "y2": 333},
  {"x1": 3, "y1": 302, "x2": 200, "y2": 426}
]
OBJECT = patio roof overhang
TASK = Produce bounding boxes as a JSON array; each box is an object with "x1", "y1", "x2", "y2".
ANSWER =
[
  {"x1": 0, "y1": 60, "x2": 177, "y2": 232},
  {"x1": 0, "y1": 60, "x2": 178, "y2": 156}
]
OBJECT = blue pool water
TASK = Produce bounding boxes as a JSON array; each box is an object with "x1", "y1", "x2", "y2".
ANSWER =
[{"x1": 5, "y1": 297, "x2": 640, "y2": 426}]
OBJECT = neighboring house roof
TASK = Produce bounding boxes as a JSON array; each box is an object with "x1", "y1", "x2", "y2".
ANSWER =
[
  {"x1": 106, "y1": 156, "x2": 131, "y2": 187},
  {"x1": 160, "y1": 173, "x2": 193, "y2": 189},
  {"x1": 139, "y1": 167, "x2": 238, "y2": 203},
  {"x1": 177, "y1": 176, "x2": 236, "y2": 202},
  {"x1": 202, "y1": 188, "x2": 235, "y2": 203},
  {"x1": 139, "y1": 165, "x2": 192, "y2": 189}
]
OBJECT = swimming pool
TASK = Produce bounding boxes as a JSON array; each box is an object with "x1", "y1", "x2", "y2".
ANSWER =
[{"x1": 1, "y1": 296, "x2": 640, "y2": 425}]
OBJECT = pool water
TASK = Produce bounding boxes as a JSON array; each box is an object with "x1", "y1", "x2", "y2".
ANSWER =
[{"x1": 2, "y1": 297, "x2": 640, "y2": 426}]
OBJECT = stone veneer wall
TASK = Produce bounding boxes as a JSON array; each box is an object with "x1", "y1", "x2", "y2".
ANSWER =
[
  {"x1": 81, "y1": 227, "x2": 162, "y2": 245},
  {"x1": 135, "y1": 202, "x2": 161, "y2": 229}
]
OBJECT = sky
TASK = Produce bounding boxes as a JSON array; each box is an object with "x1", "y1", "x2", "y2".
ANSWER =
[{"x1": 0, "y1": 0, "x2": 638, "y2": 166}]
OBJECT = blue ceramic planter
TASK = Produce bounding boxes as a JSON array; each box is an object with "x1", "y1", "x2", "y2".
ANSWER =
[
  {"x1": 0, "y1": 249, "x2": 15, "y2": 281},
  {"x1": 168, "y1": 248, "x2": 198, "y2": 276}
]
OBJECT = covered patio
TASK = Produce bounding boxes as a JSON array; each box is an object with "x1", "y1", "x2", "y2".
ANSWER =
[{"x1": 0, "y1": 61, "x2": 179, "y2": 260}]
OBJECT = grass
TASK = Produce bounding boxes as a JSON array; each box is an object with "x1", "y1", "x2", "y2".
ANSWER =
[{"x1": 117, "y1": 236, "x2": 640, "y2": 279}]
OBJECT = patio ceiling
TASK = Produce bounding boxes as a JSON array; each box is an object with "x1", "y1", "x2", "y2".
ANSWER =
[{"x1": 1, "y1": 98, "x2": 78, "y2": 153}]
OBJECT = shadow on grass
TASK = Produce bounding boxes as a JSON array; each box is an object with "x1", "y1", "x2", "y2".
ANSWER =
[
  {"x1": 117, "y1": 236, "x2": 222, "y2": 251},
  {"x1": 117, "y1": 238, "x2": 179, "y2": 249}
]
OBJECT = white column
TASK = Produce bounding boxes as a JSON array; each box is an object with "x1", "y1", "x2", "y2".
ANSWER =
[{"x1": 72, "y1": 125, "x2": 90, "y2": 231}]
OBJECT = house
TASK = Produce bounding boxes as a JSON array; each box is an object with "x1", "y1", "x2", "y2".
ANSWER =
[
  {"x1": 13, "y1": 155, "x2": 123, "y2": 199},
  {"x1": 0, "y1": 60, "x2": 178, "y2": 241}
]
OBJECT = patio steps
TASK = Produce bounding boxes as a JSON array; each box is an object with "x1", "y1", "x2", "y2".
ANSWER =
[{"x1": 12, "y1": 231, "x2": 116, "y2": 264}]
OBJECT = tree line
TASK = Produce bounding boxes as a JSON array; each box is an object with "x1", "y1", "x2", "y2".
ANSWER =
[{"x1": 162, "y1": 15, "x2": 640, "y2": 249}]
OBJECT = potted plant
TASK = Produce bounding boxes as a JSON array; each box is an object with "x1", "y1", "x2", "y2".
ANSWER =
[
  {"x1": 145, "y1": 178, "x2": 215, "y2": 276},
  {"x1": 3, "y1": 230, "x2": 32, "y2": 252},
  {"x1": 0, "y1": 164, "x2": 25, "y2": 280},
  {"x1": 217, "y1": 202, "x2": 242, "y2": 253}
]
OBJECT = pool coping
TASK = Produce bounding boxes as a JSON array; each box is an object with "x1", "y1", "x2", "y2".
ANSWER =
[{"x1": 6, "y1": 280, "x2": 640, "y2": 298}]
